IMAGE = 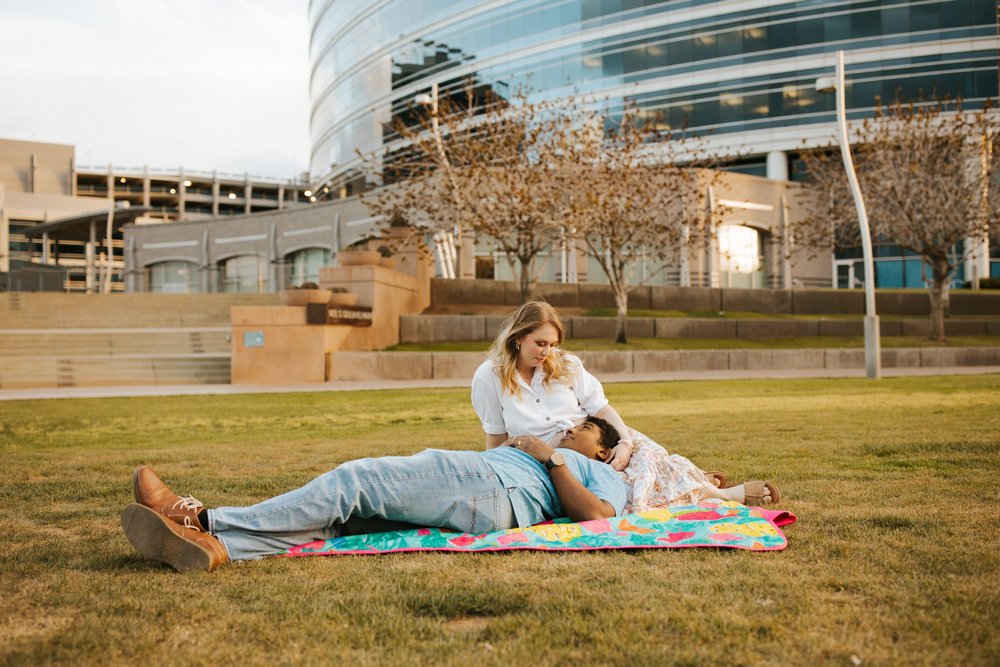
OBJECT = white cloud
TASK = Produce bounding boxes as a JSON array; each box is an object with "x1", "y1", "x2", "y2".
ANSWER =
[{"x1": 0, "y1": 0, "x2": 310, "y2": 179}]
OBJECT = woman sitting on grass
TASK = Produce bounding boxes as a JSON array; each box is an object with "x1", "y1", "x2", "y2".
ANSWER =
[{"x1": 471, "y1": 301, "x2": 781, "y2": 511}]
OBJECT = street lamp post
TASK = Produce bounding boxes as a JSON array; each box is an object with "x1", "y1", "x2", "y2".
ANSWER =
[{"x1": 816, "y1": 49, "x2": 881, "y2": 379}]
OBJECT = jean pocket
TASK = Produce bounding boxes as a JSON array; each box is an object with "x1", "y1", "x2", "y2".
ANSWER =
[{"x1": 444, "y1": 489, "x2": 500, "y2": 533}]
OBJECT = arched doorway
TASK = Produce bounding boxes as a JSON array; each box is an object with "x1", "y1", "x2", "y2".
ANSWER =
[
  {"x1": 147, "y1": 260, "x2": 199, "y2": 293},
  {"x1": 285, "y1": 247, "x2": 331, "y2": 286},
  {"x1": 219, "y1": 255, "x2": 266, "y2": 293}
]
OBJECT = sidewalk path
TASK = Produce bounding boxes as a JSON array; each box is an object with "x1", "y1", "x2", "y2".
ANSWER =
[{"x1": 2, "y1": 365, "x2": 997, "y2": 401}]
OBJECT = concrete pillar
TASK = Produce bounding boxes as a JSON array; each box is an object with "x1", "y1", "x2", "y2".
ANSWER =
[
  {"x1": 106, "y1": 163, "x2": 114, "y2": 202},
  {"x1": 965, "y1": 232, "x2": 990, "y2": 288},
  {"x1": 459, "y1": 228, "x2": 476, "y2": 280},
  {"x1": 268, "y1": 222, "x2": 278, "y2": 291},
  {"x1": 201, "y1": 230, "x2": 211, "y2": 293},
  {"x1": 567, "y1": 238, "x2": 578, "y2": 283},
  {"x1": 679, "y1": 223, "x2": 691, "y2": 287},
  {"x1": 780, "y1": 195, "x2": 793, "y2": 289},
  {"x1": 125, "y1": 236, "x2": 136, "y2": 293},
  {"x1": 178, "y1": 171, "x2": 187, "y2": 219},
  {"x1": 29, "y1": 153, "x2": 36, "y2": 193},
  {"x1": 41, "y1": 232, "x2": 50, "y2": 264},
  {"x1": 142, "y1": 165, "x2": 151, "y2": 207},
  {"x1": 277, "y1": 184, "x2": 285, "y2": 210},
  {"x1": 70, "y1": 156, "x2": 77, "y2": 196},
  {"x1": 766, "y1": 150, "x2": 788, "y2": 181},
  {"x1": 211, "y1": 171, "x2": 220, "y2": 216},
  {"x1": 0, "y1": 200, "x2": 9, "y2": 272},
  {"x1": 86, "y1": 220, "x2": 97, "y2": 293},
  {"x1": 706, "y1": 186, "x2": 719, "y2": 288},
  {"x1": 575, "y1": 237, "x2": 588, "y2": 283},
  {"x1": 244, "y1": 175, "x2": 252, "y2": 215}
]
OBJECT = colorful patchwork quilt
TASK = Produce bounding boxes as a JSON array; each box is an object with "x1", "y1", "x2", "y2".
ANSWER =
[{"x1": 281, "y1": 501, "x2": 797, "y2": 557}]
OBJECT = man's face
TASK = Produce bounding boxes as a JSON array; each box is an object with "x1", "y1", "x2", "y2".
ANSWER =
[{"x1": 557, "y1": 421, "x2": 610, "y2": 462}]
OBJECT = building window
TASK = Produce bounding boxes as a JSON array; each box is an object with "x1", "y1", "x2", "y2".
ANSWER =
[
  {"x1": 718, "y1": 225, "x2": 764, "y2": 289},
  {"x1": 286, "y1": 247, "x2": 331, "y2": 286},
  {"x1": 148, "y1": 260, "x2": 199, "y2": 293},
  {"x1": 220, "y1": 255, "x2": 266, "y2": 293}
]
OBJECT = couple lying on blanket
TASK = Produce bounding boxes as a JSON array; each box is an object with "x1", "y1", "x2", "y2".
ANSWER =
[{"x1": 121, "y1": 302, "x2": 782, "y2": 572}]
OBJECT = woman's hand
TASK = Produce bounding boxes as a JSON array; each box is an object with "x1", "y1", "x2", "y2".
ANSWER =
[
  {"x1": 607, "y1": 440, "x2": 634, "y2": 472},
  {"x1": 502, "y1": 435, "x2": 554, "y2": 465}
]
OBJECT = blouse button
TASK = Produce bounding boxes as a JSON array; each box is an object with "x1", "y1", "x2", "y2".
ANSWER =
[
  {"x1": 535, "y1": 399, "x2": 540, "y2": 403},
  {"x1": 545, "y1": 416, "x2": 550, "y2": 421}
]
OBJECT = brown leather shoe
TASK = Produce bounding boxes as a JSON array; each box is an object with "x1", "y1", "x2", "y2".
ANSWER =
[
  {"x1": 132, "y1": 466, "x2": 205, "y2": 531},
  {"x1": 121, "y1": 503, "x2": 227, "y2": 572}
]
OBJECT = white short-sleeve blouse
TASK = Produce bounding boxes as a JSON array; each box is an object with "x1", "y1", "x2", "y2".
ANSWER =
[{"x1": 470, "y1": 353, "x2": 609, "y2": 445}]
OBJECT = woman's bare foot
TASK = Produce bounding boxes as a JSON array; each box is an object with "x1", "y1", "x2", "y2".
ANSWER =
[
  {"x1": 702, "y1": 480, "x2": 780, "y2": 505},
  {"x1": 702, "y1": 471, "x2": 728, "y2": 488}
]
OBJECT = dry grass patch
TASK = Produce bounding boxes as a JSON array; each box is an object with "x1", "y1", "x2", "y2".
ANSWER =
[{"x1": 0, "y1": 376, "x2": 998, "y2": 665}]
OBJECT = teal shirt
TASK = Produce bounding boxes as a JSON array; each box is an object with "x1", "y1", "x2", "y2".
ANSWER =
[{"x1": 480, "y1": 447, "x2": 626, "y2": 527}]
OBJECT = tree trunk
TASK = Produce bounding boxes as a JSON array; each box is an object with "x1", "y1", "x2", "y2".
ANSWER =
[
  {"x1": 613, "y1": 285, "x2": 629, "y2": 344},
  {"x1": 926, "y1": 257, "x2": 951, "y2": 343},
  {"x1": 518, "y1": 256, "x2": 534, "y2": 304}
]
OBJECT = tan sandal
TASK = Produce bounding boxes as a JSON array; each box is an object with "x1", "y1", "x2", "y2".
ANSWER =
[
  {"x1": 742, "y1": 480, "x2": 781, "y2": 506},
  {"x1": 703, "y1": 470, "x2": 729, "y2": 488}
]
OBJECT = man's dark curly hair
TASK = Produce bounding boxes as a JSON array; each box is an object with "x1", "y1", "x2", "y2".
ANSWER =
[{"x1": 584, "y1": 415, "x2": 620, "y2": 452}]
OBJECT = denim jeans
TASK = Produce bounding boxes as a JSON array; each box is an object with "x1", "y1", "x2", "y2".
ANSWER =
[{"x1": 207, "y1": 449, "x2": 516, "y2": 561}]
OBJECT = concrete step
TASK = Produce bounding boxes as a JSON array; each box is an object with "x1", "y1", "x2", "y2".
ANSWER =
[
  {"x1": 0, "y1": 292, "x2": 280, "y2": 328},
  {"x1": 0, "y1": 354, "x2": 230, "y2": 388},
  {"x1": 0, "y1": 329, "x2": 231, "y2": 356}
]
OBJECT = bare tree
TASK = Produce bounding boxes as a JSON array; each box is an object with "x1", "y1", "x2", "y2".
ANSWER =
[
  {"x1": 797, "y1": 99, "x2": 998, "y2": 341},
  {"x1": 366, "y1": 84, "x2": 729, "y2": 328},
  {"x1": 363, "y1": 81, "x2": 575, "y2": 302},
  {"x1": 566, "y1": 108, "x2": 724, "y2": 343}
]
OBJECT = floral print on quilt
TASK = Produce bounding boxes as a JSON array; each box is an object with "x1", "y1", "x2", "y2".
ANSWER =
[{"x1": 281, "y1": 501, "x2": 797, "y2": 557}]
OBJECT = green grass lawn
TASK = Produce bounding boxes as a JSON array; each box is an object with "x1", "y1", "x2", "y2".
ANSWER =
[{"x1": 2, "y1": 376, "x2": 999, "y2": 665}]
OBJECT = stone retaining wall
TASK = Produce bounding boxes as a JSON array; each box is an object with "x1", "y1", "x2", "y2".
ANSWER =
[
  {"x1": 328, "y1": 347, "x2": 1000, "y2": 381},
  {"x1": 431, "y1": 278, "x2": 1000, "y2": 316},
  {"x1": 400, "y1": 314, "x2": 1000, "y2": 343}
]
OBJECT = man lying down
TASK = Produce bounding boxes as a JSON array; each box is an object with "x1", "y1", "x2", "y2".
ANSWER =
[{"x1": 121, "y1": 417, "x2": 625, "y2": 572}]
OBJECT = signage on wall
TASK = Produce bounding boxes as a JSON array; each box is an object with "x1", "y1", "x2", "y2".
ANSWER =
[
  {"x1": 305, "y1": 303, "x2": 373, "y2": 326},
  {"x1": 243, "y1": 331, "x2": 265, "y2": 347}
]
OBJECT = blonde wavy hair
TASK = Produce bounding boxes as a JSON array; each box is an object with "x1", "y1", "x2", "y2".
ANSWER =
[{"x1": 487, "y1": 301, "x2": 575, "y2": 396}]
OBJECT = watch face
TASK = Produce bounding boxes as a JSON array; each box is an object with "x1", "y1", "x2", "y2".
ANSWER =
[{"x1": 546, "y1": 452, "x2": 566, "y2": 470}]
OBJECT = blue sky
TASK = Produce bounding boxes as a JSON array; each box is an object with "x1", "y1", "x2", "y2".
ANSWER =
[{"x1": 0, "y1": 0, "x2": 311, "y2": 179}]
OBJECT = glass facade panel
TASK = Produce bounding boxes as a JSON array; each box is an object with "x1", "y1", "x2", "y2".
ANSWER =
[
  {"x1": 220, "y1": 255, "x2": 265, "y2": 294},
  {"x1": 286, "y1": 247, "x2": 332, "y2": 286},
  {"x1": 148, "y1": 260, "x2": 199, "y2": 294},
  {"x1": 308, "y1": 0, "x2": 1000, "y2": 220}
]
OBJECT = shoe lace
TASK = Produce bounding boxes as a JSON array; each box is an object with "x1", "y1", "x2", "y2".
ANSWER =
[
  {"x1": 172, "y1": 495, "x2": 206, "y2": 532},
  {"x1": 172, "y1": 495, "x2": 204, "y2": 512},
  {"x1": 180, "y1": 515, "x2": 203, "y2": 531}
]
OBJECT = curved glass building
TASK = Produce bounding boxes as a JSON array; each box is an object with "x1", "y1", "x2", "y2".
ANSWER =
[
  {"x1": 309, "y1": 0, "x2": 997, "y2": 185},
  {"x1": 308, "y1": 0, "x2": 999, "y2": 285}
]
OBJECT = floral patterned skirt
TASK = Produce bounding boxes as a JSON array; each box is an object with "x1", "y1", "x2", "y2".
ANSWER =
[{"x1": 621, "y1": 428, "x2": 713, "y2": 513}]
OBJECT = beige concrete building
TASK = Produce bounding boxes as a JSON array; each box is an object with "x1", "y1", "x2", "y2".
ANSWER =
[
  {"x1": 1, "y1": 139, "x2": 113, "y2": 289},
  {"x1": 74, "y1": 164, "x2": 310, "y2": 222},
  {"x1": 2, "y1": 137, "x2": 830, "y2": 294},
  {"x1": 124, "y1": 167, "x2": 831, "y2": 294},
  {"x1": 0, "y1": 138, "x2": 312, "y2": 291}
]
